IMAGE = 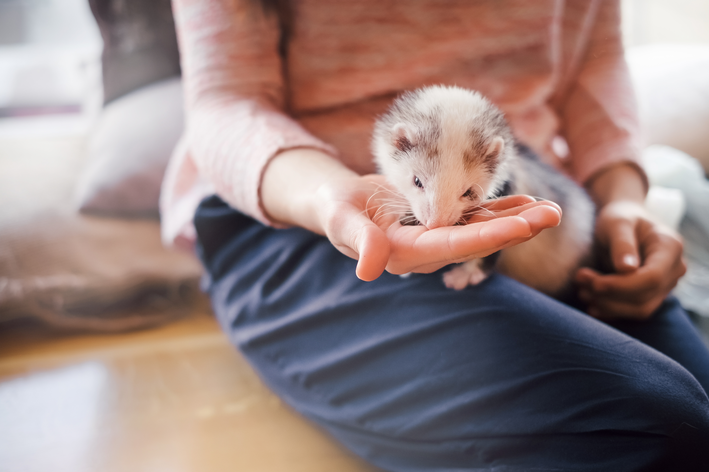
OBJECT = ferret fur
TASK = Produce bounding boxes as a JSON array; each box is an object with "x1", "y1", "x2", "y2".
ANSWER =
[{"x1": 372, "y1": 85, "x2": 595, "y2": 296}]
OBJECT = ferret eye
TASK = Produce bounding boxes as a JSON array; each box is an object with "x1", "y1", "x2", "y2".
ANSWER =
[
  {"x1": 413, "y1": 176, "x2": 424, "y2": 189},
  {"x1": 462, "y1": 188, "x2": 476, "y2": 199}
]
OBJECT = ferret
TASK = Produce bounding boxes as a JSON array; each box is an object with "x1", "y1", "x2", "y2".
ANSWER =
[{"x1": 372, "y1": 85, "x2": 595, "y2": 296}]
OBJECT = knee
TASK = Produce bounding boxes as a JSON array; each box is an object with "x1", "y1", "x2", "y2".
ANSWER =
[
  {"x1": 635, "y1": 373, "x2": 709, "y2": 471},
  {"x1": 623, "y1": 361, "x2": 709, "y2": 434},
  {"x1": 601, "y1": 357, "x2": 709, "y2": 469}
]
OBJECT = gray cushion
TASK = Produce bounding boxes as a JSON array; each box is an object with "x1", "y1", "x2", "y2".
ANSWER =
[{"x1": 88, "y1": 0, "x2": 180, "y2": 104}]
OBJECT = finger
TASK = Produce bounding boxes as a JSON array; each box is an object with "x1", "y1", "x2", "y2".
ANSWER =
[
  {"x1": 518, "y1": 205, "x2": 562, "y2": 233},
  {"x1": 583, "y1": 236, "x2": 685, "y2": 300},
  {"x1": 480, "y1": 194, "x2": 537, "y2": 211},
  {"x1": 582, "y1": 269, "x2": 667, "y2": 303},
  {"x1": 576, "y1": 270, "x2": 658, "y2": 305},
  {"x1": 413, "y1": 205, "x2": 562, "y2": 273},
  {"x1": 472, "y1": 207, "x2": 561, "y2": 265},
  {"x1": 574, "y1": 266, "x2": 597, "y2": 287},
  {"x1": 355, "y1": 223, "x2": 391, "y2": 281},
  {"x1": 433, "y1": 216, "x2": 533, "y2": 260},
  {"x1": 493, "y1": 220, "x2": 553, "y2": 252},
  {"x1": 413, "y1": 237, "x2": 518, "y2": 273},
  {"x1": 482, "y1": 195, "x2": 563, "y2": 213},
  {"x1": 495, "y1": 207, "x2": 560, "y2": 251},
  {"x1": 324, "y1": 202, "x2": 390, "y2": 281},
  {"x1": 387, "y1": 205, "x2": 560, "y2": 274},
  {"x1": 467, "y1": 200, "x2": 562, "y2": 224},
  {"x1": 605, "y1": 218, "x2": 640, "y2": 273},
  {"x1": 427, "y1": 206, "x2": 559, "y2": 266},
  {"x1": 586, "y1": 296, "x2": 664, "y2": 321},
  {"x1": 387, "y1": 215, "x2": 531, "y2": 273}
]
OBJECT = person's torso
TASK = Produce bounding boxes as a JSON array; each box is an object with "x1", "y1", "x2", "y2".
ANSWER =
[{"x1": 279, "y1": 0, "x2": 593, "y2": 173}]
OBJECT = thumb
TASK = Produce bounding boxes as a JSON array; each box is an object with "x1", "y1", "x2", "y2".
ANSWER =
[
  {"x1": 354, "y1": 223, "x2": 390, "y2": 281},
  {"x1": 607, "y1": 218, "x2": 640, "y2": 273},
  {"x1": 322, "y1": 196, "x2": 391, "y2": 281}
]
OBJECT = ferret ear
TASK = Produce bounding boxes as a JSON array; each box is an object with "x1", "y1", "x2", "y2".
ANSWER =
[
  {"x1": 391, "y1": 123, "x2": 415, "y2": 152},
  {"x1": 485, "y1": 136, "x2": 505, "y2": 160}
]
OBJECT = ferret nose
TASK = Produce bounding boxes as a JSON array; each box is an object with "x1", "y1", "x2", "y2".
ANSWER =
[
  {"x1": 424, "y1": 205, "x2": 457, "y2": 229},
  {"x1": 425, "y1": 218, "x2": 446, "y2": 230}
]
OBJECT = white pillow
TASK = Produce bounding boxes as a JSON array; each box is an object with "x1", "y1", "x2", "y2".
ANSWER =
[
  {"x1": 627, "y1": 44, "x2": 709, "y2": 174},
  {"x1": 74, "y1": 77, "x2": 183, "y2": 216}
]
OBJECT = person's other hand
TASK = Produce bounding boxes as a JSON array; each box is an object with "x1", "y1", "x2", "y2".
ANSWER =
[
  {"x1": 575, "y1": 200, "x2": 686, "y2": 320},
  {"x1": 315, "y1": 174, "x2": 562, "y2": 281}
]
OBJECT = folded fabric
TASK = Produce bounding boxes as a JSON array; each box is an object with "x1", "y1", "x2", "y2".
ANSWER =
[
  {"x1": 0, "y1": 136, "x2": 204, "y2": 332},
  {"x1": 642, "y1": 145, "x2": 709, "y2": 317}
]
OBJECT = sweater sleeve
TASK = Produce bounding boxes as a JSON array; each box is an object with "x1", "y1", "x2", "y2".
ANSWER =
[
  {"x1": 559, "y1": 0, "x2": 647, "y2": 189},
  {"x1": 172, "y1": 0, "x2": 337, "y2": 226}
]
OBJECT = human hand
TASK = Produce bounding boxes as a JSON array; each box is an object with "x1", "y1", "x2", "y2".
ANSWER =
[
  {"x1": 315, "y1": 174, "x2": 562, "y2": 281},
  {"x1": 575, "y1": 200, "x2": 686, "y2": 320}
]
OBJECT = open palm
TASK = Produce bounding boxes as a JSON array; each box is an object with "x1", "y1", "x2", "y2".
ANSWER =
[{"x1": 316, "y1": 174, "x2": 562, "y2": 281}]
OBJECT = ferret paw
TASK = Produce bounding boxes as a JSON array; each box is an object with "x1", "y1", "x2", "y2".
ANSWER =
[{"x1": 443, "y1": 263, "x2": 489, "y2": 290}]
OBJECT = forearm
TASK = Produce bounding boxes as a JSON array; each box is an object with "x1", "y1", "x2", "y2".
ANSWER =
[
  {"x1": 260, "y1": 148, "x2": 359, "y2": 233},
  {"x1": 175, "y1": 0, "x2": 338, "y2": 227},
  {"x1": 560, "y1": 1, "x2": 645, "y2": 198},
  {"x1": 585, "y1": 163, "x2": 647, "y2": 208}
]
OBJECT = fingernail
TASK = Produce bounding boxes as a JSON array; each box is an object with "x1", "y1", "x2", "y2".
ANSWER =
[{"x1": 623, "y1": 254, "x2": 638, "y2": 268}]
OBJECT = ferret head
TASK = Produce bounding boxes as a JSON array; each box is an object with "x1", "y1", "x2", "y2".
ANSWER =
[{"x1": 372, "y1": 85, "x2": 515, "y2": 229}]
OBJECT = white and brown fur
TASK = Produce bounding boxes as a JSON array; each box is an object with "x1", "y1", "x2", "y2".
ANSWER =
[{"x1": 372, "y1": 85, "x2": 595, "y2": 296}]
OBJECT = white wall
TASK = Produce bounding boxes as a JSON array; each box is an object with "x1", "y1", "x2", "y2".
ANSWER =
[
  {"x1": 0, "y1": 0, "x2": 102, "y2": 113},
  {"x1": 622, "y1": 0, "x2": 709, "y2": 47}
]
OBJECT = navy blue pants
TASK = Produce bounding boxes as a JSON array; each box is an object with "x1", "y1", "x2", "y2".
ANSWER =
[{"x1": 195, "y1": 195, "x2": 709, "y2": 471}]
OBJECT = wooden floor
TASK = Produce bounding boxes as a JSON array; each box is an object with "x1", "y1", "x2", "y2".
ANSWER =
[
  {"x1": 4, "y1": 304, "x2": 708, "y2": 472},
  {"x1": 0, "y1": 306, "x2": 376, "y2": 472}
]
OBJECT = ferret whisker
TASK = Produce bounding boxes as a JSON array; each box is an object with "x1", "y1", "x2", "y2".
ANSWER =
[
  {"x1": 366, "y1": 187, "x2": 402, "y2": 216},
  {"x1": 472, "y1": 205, "x2": 497, "y2": 218},
  {"x1": 367, "y1": 189, "x2": 395, "y2": 207},
  {"x1": 365, "y1": 193, "x2": 379, "y2": 217},
  {"x1": 371, "y1": 185, "x2": 407, "y2": 202},
  {"x1": 379, "y1": 200, "x2": 410, "y2": 208},
  {"x1": 461, "y1": 204, "x2": 498, "y2": 222},
  {"x1": 364, "y1": 188, "x2": 411, "y2": 222},
  {"x1": 373, "y1": 204, "x2": 414, "y2": 223},
  {"x1": 378, "y1": 200, "x2": 410, "y2": 208},
  {"x1": 373, "y1": 210, "x2": 401, "y2": 222}
]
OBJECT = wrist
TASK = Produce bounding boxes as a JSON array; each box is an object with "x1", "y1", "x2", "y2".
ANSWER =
[
  {"x1": 261, "y1": 148, "x2": 356, "y2": 233},
  {"x1": 585, "y1": 163, "x2": 647, "y2": 208}
]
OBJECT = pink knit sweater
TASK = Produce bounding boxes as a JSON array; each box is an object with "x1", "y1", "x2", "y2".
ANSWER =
[{"x1": 161, "y1": 0, "x2": 642, "y2": 249}]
